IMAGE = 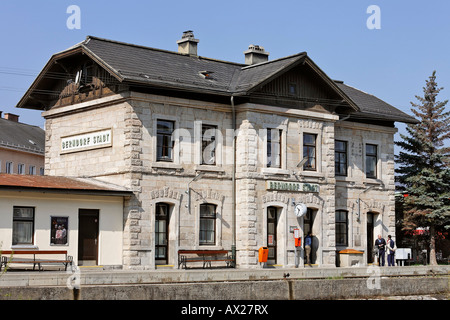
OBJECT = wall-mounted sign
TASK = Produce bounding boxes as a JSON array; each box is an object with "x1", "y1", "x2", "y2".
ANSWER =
[
  {"x1": 266, "y1": 180, "x2": 319, "y2": 193},
  {"x1": 50, "y1": 216, "x2": 69, "y2": 246},
  {"x1": 61, "y1": 129, "x2": 112, "y2": 154}
]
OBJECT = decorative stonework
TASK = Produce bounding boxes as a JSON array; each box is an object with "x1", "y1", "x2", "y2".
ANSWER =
[
  {"x1": 294, "y1": 193, "x2": 324, "y2": 208},
  {"x1": 194, "y1": 189, "x2": 225, "y2": 203},
  {"x1": 150, "y1": 186, "x2": 182, "y2": 201},
  {"x1": 362, "y1": 200, "x2": 385, "y2": 213},
  {"x1": 262, "y1": 191, "x2": 290, "y2": 204},
  {"x1": 298, "y1": 119, "x2": 323, "y2": 130}
]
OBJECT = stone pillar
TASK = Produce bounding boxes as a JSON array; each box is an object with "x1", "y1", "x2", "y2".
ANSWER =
[{"x1": 235, "y1": 119, "x2": 259, "y2": 268}]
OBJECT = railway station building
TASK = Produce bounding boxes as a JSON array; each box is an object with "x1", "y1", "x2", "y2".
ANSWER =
[{"x1": 10, "y1": 31, "x2": 417, "y2": 269}]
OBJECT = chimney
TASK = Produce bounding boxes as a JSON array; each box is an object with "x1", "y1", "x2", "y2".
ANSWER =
[
  {"x1": 177, "y1": 30, "x2": 199, "y2": 56},
  {"x1": 4, "y1": 113, "x2": 19, "y2": 122},
  {"x1": 244, "y1": 44, "x2": 269, "y2": 65}
]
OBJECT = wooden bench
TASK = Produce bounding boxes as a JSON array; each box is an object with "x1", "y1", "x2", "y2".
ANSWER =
[
  {"x1": 0, "y1": 250, "x2": 73, "y2": 271},
  {"x1": 178, "y1": 250, "x2": 234, "y2": 269}
]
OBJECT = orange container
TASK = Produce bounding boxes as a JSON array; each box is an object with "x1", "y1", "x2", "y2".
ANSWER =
[{"x1": 258, "y1": 247, "x2": 269, "y2": 263}]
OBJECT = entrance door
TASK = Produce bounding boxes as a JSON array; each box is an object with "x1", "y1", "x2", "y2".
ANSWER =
[
  {"x1": 367, "y1": 212, "x2": 374, "y2": 264},
  {"x1": 303, "y1": 208, "x2": 316, "y2": 264},
  {"x1": 78, "y1": 209, "x2": 99, "y2": 266},
  {"x1": 155, "y1": 203, "x2": 169, "y2": 265},
  {"x1": 267, "y1": 206, "x2": 278, "y2": 264}
]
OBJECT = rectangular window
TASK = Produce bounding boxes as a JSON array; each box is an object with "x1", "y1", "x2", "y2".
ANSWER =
[
  {"x1": 201, "y1": 124, "x2": 217, "y2": 165},
  {"x1": 29, "y1": 166, "x2": 36, "y2": 175},
  {"x1": 40, "y1": 167, "x2": 45, "y2": 176},
  {"x1": 199, "y1": 204, "x2": 216, "y2": 245},
  {"x1": 6, "y1": 161, "x2": 13, "y2": 174},
  {"x1": 17, "y1": 163, "x2": 25, "y2": 175},
  {"x1": 267, "y1": 129, "x2": 281, "y2": 168},
  {"x1": 13, "y1": 207, "x2": 35, "y2": 245},
  {"x1": 335, "y1": 140, "x2": 348, "y2": 176},
  {"x1": 366, "y1": 144, "x2": 377, "y2": 178},
  {"x1": 335, "y1": 210, "x2": 348, "y2": 246},
  {"x1": 303, "y1": 133, "x2": 317, "y2": 171},
  {"x1": 156, "y1": 120, "x2": 174, "y2": 162}
]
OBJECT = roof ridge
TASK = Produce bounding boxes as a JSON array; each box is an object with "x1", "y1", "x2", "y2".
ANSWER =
[
  {"x1": 241, "y1": 52, "x2": 307, "y2": 70},
  {"x1": 0, "y1": 117, "x2": 44, "y2": 130},
  {"x1": 85, "y1": 35, "x2": 245, "y2": 67}
]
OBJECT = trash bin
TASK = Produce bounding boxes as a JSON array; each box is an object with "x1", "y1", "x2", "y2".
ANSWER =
[{"x1": 259, "y1": 247, "x2": 269, "y2": 263}]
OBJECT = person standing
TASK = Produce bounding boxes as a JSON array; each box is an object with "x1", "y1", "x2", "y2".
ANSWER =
[
  {"x1": 387, "y1": 235, "x2": 396, "y2": 266},
  {"x1": 374, "y1": 234, "x2": 386, "y2": 266},
  {"x1": 304, "y1": 232, "x2": 312, "y2": 266}
]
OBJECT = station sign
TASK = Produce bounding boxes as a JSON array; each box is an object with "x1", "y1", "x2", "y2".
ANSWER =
[
  {"x1": 61, "y1": 129, "x2": 112, "y2": 154},
  {"x1": 266, "y1": 180, "x2": 319, "y2": 193}
]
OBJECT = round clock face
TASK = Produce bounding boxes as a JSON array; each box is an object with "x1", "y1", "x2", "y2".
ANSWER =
[{"x1": 295, "y1": 203, "x2": 307, "y2": 217}]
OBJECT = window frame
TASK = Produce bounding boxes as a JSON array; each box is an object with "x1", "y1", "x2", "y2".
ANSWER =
[
  {"x1": 29, "y1": 165, "x2": 36, "y2": 175},
  {"x1": 199, "y1": 204, "x2": 217, "y2": 246},
  {"x1": 6, "y1": 161, "x2": 13, "y2": 174},
  {"x1": 335, "y1": 140, "x2": 348, "y2": 177},
  {"x1": 17, "y1": 163, "x2": 25, "y2": 175},
  {"x1": 201, "y1": 124, "x2": 217, "y2": 166},
  {"x1": 303, "y1": 133, "x2": 317, "y2": 171},
  {"x1": 267, "y1": 128, "x2": 282, "y2": 168},
  {"x1": 156, "y1": 119, "x2": 175, "y2": 162},
  {"x1": 335, "y1": 210, "x2": 349, "y2": 246},
  {"x1": 365, "y1": 144, "x2": 378, "y2": 179},
  {"x1": 12, "y1": 206, "x2": 35, "y2": 246}
]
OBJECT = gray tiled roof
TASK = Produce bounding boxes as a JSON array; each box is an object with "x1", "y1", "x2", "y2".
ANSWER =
[
  {"x1": 0, "y1": 118, "x2": 45, "y2": 154},
  {"x1": 18, "y1": 36, "x2": 417, "y2": 124},
  {"x1": 335, "y1": 82, "x2": 417, "y2": 123}
]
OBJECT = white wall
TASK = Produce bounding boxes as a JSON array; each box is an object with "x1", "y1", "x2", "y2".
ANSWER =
[{"x1": 0, "y1": 191, "x2": 123, "y2": 266}]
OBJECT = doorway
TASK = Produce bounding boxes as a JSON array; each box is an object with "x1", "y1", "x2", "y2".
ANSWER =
[
  {"x1": 267, "y1": 206, "x2": 278, "y2": 264},
  {"x1": 303, "y1": 208, "x2": 317, "y2": 264},
  {"x1": 367, "y1": 212, "x2": 374, "y2": 264},
  {"x1": 78, "y1": 209, "x2": 99, "y2": 266}
]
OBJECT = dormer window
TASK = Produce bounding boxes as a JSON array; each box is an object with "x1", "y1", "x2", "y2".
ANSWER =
[{"x1": 199, "y1": 71, "x2": 214, "y2": 80}]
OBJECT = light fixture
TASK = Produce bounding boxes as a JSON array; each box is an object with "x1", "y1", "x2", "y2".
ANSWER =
[
  {"x1": 185, "y1": 172, "x2": 205, "y2": 213},
  {"x1": 293, "y1": 156, "x2": 309, "y2": 175}
]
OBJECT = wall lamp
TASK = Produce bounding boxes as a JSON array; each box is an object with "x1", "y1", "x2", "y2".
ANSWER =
[
  {"x1": 185, "y1": 172, "x2": 205, "y2": 213},
  {"x1": 356, "y1": 185, "x2": 377, "y2": 222},
  {"x1": 293, "y1": 157, "x2": 309, "y2": 175}
]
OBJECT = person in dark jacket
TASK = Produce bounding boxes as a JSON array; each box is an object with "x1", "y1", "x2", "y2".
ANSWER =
[
  {"x1": 374, "y1": 234, "x2": 386, "y2": 266},
  {"x1": 304, "y1": 232, "x2": 312, "y2": 266},
  {"x1": 387, "y1": 235, "x2": 396, "y2": 266}
]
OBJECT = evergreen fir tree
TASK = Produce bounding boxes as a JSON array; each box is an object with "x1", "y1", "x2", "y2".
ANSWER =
[{"x1": 395, "y1": 71, "x2": 450, "y2": 265}]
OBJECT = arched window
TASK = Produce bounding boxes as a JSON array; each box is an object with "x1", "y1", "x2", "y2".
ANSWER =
[
  {"x1": 155, "y1": 203, "x2": 170, "y2": 264},
  {"x1": 199, "y1": 204, "x2": 216, "y2": 245}
]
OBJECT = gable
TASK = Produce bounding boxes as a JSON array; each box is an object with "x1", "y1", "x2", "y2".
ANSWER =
[{"x1": 247, "y1": 62, "x2": 356, "y2": 115}]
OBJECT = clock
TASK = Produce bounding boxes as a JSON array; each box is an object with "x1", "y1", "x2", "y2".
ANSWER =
[{"x1": 294, "y1": 203, "x2": 307, "y2": 217}]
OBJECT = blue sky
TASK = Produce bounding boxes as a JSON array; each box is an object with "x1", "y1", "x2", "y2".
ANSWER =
[{"x1": 1, "y1": 0, "x2": 449, "y2": 149}]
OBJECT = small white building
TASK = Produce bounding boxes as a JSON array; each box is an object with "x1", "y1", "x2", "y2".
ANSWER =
[{"x1": 0, "y1": 174, "x2": 131, "y2": 267}]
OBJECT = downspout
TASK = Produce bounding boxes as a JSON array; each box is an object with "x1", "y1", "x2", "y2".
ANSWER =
[{"x1": 231, "y1": 95, "x2": 237, "y2": 267}]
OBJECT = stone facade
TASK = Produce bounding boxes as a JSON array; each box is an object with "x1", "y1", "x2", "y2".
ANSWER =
[{"x1": 42, "y1": 90, "x2": 398, "y2": 269}]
